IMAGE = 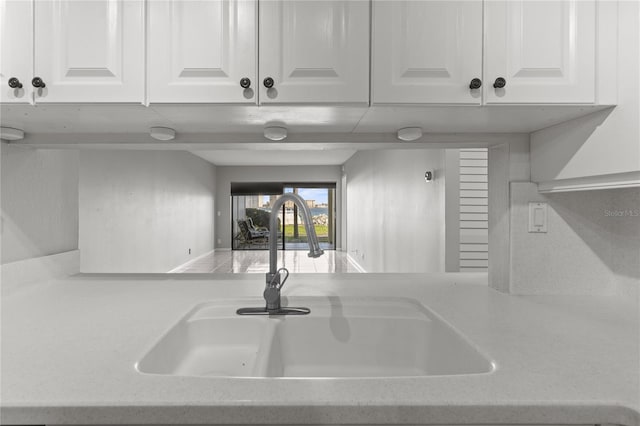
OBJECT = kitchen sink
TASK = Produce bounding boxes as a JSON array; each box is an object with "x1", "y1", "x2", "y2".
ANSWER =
[
  {"x1": 135, "y1": 303, "x2": 275, "y2": 377},
  {"x1": 136, "y1": 297, "x2": 494, "y2": 378}
]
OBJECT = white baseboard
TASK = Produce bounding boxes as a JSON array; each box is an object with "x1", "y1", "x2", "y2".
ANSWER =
[
  {"x1": 1, "y1": 250, "x2": 80, "y2": 292},
  {"x1": 214, "y1": 248, "x2": 232, "y2": 252},
  {"x1": 346, "y1": 253, "x2": 367, "y2": 273},
  {"x1": 167, "y1": 250, "x2": 215, "y2": 273}
]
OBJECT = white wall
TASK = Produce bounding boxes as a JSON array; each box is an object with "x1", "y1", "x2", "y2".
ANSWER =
[
  {"x1": 608, "y1": 188, "x2": 640, "y2": 296},
  {"x1": 1, "y1": 144, "x2": 79, "y2": 264},
  {"x1": 79, "y1": 151, "x2": 216, "y2": 273},
  {"x1": 489, "y1": 138, "x2": 639, "y2": 298},
  {"x1": 508, "y1": 183, "x2": 639, "y2": 298},
  {"x1": 488, "y1": 138, "x2": 531, "y2": 293},
  {"x1": 530, "y1": 1, "x2": 640, "y2": 183},
  {"x1": 444, "y1": 150, "x2": 460, "y2": 272},
  {"x1": 215, "y1": 166, "x2": 342, "y2": 249},
  {"x1": 343, "y1": 149, "x2": 445, "y2": 273}
]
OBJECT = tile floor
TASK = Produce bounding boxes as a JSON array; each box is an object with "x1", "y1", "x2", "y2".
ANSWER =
[{"x1": 172, "y1": 250, "x2": 362, "y2": 273}]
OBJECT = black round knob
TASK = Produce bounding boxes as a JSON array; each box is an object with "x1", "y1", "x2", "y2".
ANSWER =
[
  {"x1": 469, "y1": 78, "x2": 482, "y2": 90},
  {"x1": 240, "y1": 77, "x2": 251, "y2": 89},
  {"x1": 8, "y1": 77, "x2": 23, "y2": 89},
  {"x1": 493, "y1": 77, "x2": 506, "y2": 89},
  {"x1": 263, "y1": 77, "x2": 274, "y2": 88},
  {"x1": 32, "y1": 77, "x2": 46, "y2": 88}
]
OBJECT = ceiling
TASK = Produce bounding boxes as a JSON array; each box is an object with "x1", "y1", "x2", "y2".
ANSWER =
[
  {"x1": 1, "y1": 104, "x2": 612, "y2": 135},
  {"x1": 1, "y1": 104, "x2": 612, "y2": 168},
  {"x1": 191, "y1": 149, "x2": 356, "y2": 166}
]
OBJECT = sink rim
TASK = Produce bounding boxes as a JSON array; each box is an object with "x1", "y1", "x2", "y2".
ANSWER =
[{"x1": 135, "y1": 296, "x2": 497, "y2": 379}]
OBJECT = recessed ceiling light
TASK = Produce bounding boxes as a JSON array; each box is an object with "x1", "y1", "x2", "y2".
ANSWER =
[
  {"x1": 0, "y1": 127, "x2": 25, "y2": 141},
  {"x1": 397, "y1": 127, "x2": 423, "y2": 142},
  {"x1": 264, "y1": 126, "x2": 287, "y2": 141},
  {"x1": 150, "y1": 127, "x2": 176, "y2": 141}
]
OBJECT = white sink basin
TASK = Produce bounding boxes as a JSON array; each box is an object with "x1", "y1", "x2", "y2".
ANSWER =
[{"x1": 136, "y1": 297, "x2": 494, "y2": 378}]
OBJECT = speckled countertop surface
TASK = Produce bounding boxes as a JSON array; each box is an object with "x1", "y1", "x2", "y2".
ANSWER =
[{"x1": 1, "y1": 273, "x2": 638, "y2": 425}]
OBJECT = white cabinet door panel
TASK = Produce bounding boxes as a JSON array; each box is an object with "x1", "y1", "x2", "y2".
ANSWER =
[
  {"x1": 0, "y1": 0, "x2": 32, "y2": 103},
  {"x1": 259, "y1": 0, "x2": 369, "y2": 104},
  {"x1": 372, "y1": 0, "x2": 482, "y2": 105},
  {"x1": 148, "y1": 0, "x2": 256, "y2": 104},
  {"x1": 34, "y1": 0, "x2": 144, "y2": 103},
  {"x1": 484, "y1": 0, "x2": 596, "y2": 104}
]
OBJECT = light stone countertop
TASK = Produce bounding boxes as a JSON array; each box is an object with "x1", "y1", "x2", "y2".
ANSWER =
[{"x1": 1, "y1": 273, "x2": 638, "y2": 425}]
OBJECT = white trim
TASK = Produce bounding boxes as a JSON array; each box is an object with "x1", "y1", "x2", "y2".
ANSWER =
[
  {"x1": 214, "y1": 248, "x2": 232, "y2": 252},
  {"x1": 537, "y1": 171, "x2": 640, "y2": 193},
  {"x1": 167, "y1": 250, "x2": 215, "y2": 273},
  {"x1": 346, "y1": 253, "x2": 367, "y2": 273},
  {"x1": 0, "y1": 250, "x2": 80, "y2": 293}
]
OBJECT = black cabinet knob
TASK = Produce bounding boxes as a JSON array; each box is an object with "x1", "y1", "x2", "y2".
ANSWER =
[
  {"x1": 493, "y1": 77, "x2": 506, "y2": 89},
  {"x1": 263, "y1": 77, "x2": 274, "y2": 88},
  {"x1": 469, "y1": 78, "x2": 482, "y2": 90},
  {"x1": 240, "y1": 77, "x2": 251, "y2": 89},
  {"x1": 8, "y1": 77, "x2": 23, "y2": 89},
  {"x1": 32, "y1": 77, "x2": 46, "y2": 88}
]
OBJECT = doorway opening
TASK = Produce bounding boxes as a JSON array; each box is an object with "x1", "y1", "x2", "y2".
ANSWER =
[{"x1": 231, "y1": 183, "x2": 336, "y2": 251}]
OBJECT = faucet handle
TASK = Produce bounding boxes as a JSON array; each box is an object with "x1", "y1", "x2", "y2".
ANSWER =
[
  {"x1": 268, "y1": 267, "x2": 289, "y2": 290},
  {"x1": 264, "y1": 267, "x2": 288, "y2": 312}
]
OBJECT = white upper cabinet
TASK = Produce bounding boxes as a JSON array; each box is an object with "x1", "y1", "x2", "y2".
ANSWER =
[
  {"x1": 372, "y1": 0, "x2": 600, "y2": 105},
  {"x1": 259, "y1": 0, "x2": 369, "y2": 104},
  {"x1": 33, "y1": 0, "x2": 144, "y2": 103},
  {"x1": 148, "y1": 0, "x2": 256, "y2": 104},
  {"x1": 0, "y1": 0, "x2": 611, "y2": 108},
  {"x1": 0, "y1": 0, "x2": 32, "y2": 103},
  {"x1": 372, "y1": 1, "x2": 483, "y2": 105},
  {"x1": 484, "y1": 0, "x2": 596, "y2": 104}
]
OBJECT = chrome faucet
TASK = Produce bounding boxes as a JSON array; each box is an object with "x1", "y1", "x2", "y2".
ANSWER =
[{"x1": 237, "y1": 193, "x2": 324, "y2": 316}]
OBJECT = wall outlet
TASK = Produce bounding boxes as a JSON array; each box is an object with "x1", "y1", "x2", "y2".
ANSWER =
[{"x1": 188, "y1": 248, "x2": 191, "y2": 254}]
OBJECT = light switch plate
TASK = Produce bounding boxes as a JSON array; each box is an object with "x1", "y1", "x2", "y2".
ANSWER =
[{"x1": 528, "y1": 202, "x2": 548, "y2": 233}]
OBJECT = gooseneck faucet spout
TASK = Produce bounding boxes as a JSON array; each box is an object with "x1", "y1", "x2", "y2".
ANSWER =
[
  {"x1": 268, "y1": 193, "x2": 325, "y2": 275},
  {"x1": 237, "y1": 193, "x2": 324, "y2": 316}
]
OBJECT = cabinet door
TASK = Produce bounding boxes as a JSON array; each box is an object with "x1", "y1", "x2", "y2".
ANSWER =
[
  {"x1": 484, "y1": 0, "x2": 596, "y2": 104},
  {"x1": 372, "y1": 1, "x2": 482, "y2": 105},
  {"x1": 33, "y1": 0, "x2": 144, "y2": 103},
  {"x1": 0, "y1": 0, "x2": 33, "y2": 104},
  {"x1": 148, "y1": 0, "x2": 256, "y2": 104},
  {"x1": 259, "y1": 0, "x2": 369, "y2": 104}
]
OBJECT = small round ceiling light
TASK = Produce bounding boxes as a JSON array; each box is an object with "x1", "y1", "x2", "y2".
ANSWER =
[
  {"x1": 0, "y1": 127, "x2": 25, "y2": 141},
  {"x1": 397, "y1": 127, "x2": 423, "y2": 142},
  {"x1": 150, "y1": 127, "x2": 176, "y2": 141},
  {"x1": 264, "y1": 126, "x2": 287, "y2": 141}
]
